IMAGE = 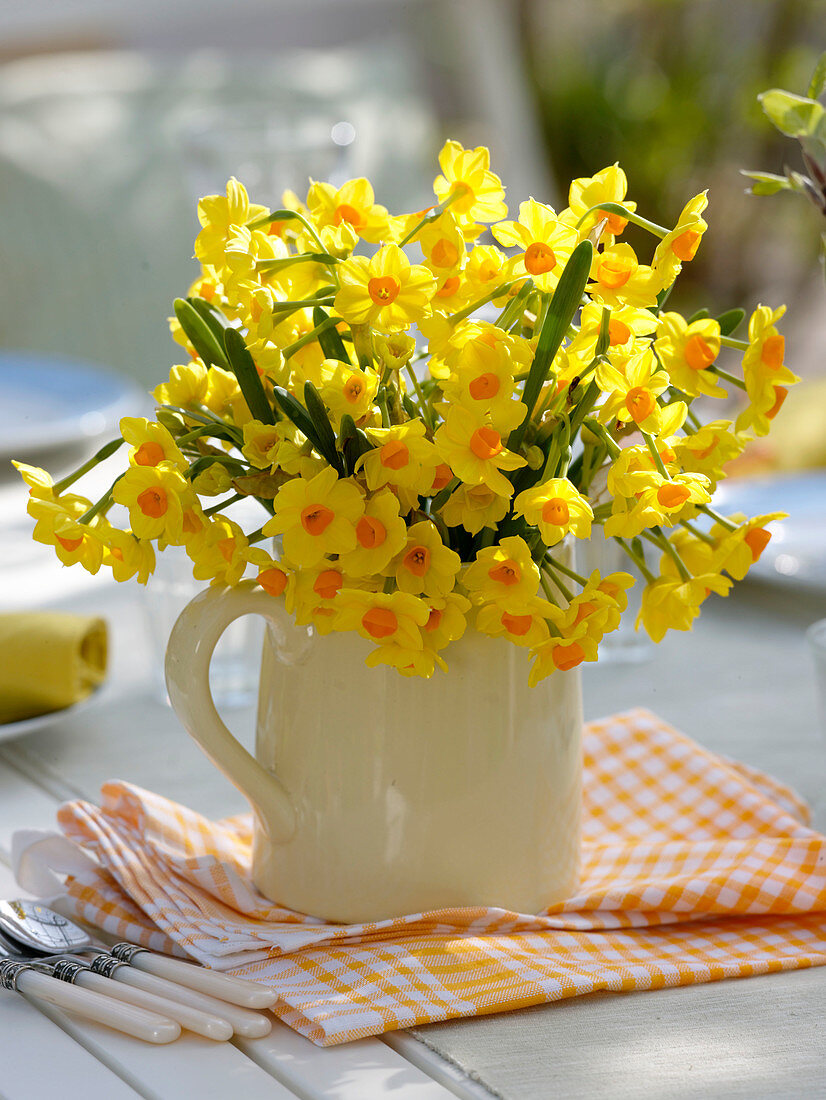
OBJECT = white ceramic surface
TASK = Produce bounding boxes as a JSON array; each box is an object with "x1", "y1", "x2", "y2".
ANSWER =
[
  {"x1": 0, "y1": 688, "x2": 102, "y2": 745},
  {"x1": 165, "y1": 586, "x2": 583, "y2": 923}
]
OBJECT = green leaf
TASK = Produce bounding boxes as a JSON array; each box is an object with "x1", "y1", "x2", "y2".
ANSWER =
[
  {"x1": 430, "y1": 476, "x2": 461, "y2": 513},
  {"x1": 687, "y1": 308, "x2": 711, "y2": 323},
  {"x1": 312, "y1": 306, "x2": 350, "y2": 362},
  {"x1": 223, "y1": 327, "x2": 275, "y2": 425},
  {"x1": 758, "y1": 89, "x2": 826, "y2": 138},
  {"x1": 808, "y1": 51, "x2": 826, "y2": 99},
  {"x1": 741, "y1": 170, "x2": 793, "y2": 195},
  {"x1": 173, "y1": 298, "x2": 230, "y2": 369},
  {"x1": 273, "y1": 385, "x2": 320, "y2": 444},
  {"x1": 303, "y1": 381, "x2": 342, "y2": 470},
  {"x1": 509, "y1": 239, "x2": 594, "y2": 451},
  {"x1": 338, "y1": 413, "x2": 373, "y2": 475},
  {"x1": 716, "y1": 308, "x2": 745, "y2": 336}
]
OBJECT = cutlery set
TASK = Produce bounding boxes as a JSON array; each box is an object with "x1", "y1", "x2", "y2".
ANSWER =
[{"x1": 0, "y1": 898, "x2": 276, "y2": 1043}]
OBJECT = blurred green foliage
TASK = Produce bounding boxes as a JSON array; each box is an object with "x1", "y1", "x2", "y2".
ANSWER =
[{"x1": 520, "y1": 0, "x2": 825, "y2": 310}]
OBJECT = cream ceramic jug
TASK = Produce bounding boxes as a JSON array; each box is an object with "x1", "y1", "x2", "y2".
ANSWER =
[{"x1": 165, "y1": 585, "x2": 583, "y2": 923}]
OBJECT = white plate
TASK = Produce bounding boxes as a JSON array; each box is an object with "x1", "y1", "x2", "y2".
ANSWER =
[
  {"x1": 0, "y1": 689, "x2": 102, "y2": 745},
  {"x1": 0, "y1": 352, "x2": 144, "y2": 461},
  {"x1": 713, "y1": 470, "x2": 826, "y2": 589}
]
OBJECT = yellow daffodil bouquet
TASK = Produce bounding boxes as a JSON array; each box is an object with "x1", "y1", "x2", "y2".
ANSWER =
[{"x1": 15, "y1": 141, "x2": 798, "y2": 684}]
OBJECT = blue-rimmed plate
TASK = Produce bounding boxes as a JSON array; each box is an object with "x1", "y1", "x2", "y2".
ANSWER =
[
  {"x1": 0, "y1": 351, "x2": 145, "y2": 462},
  {"x1": 713, "y1": 470, "x2": 826, "y2": 588}
]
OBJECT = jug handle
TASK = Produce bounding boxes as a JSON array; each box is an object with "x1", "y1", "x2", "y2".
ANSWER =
[{"x1": 165, "y1": 585, "x2": 298, "y2": 843}]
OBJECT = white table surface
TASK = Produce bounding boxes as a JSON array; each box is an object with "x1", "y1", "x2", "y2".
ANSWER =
[{"x1": 1, "y1": 461, "x2": 825, "y2": 1100}]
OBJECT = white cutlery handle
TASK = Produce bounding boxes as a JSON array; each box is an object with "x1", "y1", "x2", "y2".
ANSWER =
[
  {"x1": 75, "y1": 969, "x2": 233, "y2": 1041},
  {"x1": 13, "y1": 968, "x2": 180, "y2": 1043},
  {"x1": 111, "y1": 964, "x2": 272, "y2": 1038},
  {"x1": 113, "y1": 944, "x2": 276, "y2": 1009}
]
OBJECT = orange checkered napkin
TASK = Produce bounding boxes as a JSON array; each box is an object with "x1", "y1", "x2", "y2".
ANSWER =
[{"x1": 55, "y1": 709, "x2": 826, "y2": 1046}]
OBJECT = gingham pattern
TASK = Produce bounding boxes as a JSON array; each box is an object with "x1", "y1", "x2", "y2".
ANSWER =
[{"x1": 56, "y1": 709, "x2": 826, "y2": 1046}]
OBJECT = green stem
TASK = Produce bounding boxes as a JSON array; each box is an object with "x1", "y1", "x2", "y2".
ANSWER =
[
  {"x1": 270, "y1": 294, "x2": 336, "y2": 315},
  {"x1": 544, "y1": 553, "x2": 589, "y2": 586},
  {"x1": 282, "y1": 315, "x2": 344, "y2": 359},
  {"x1": 538, "y1": 568, "x2": 560, "y2": 605},
  {"x1": 643, "y1": 528, "x2": 691, "y2": 582},
  {"x1": 247, "y1": 524, "x2": 269, "y2": 544},
  {"x1": 574, "y1": 201, "x2": 668, "y2": 238},
  {"x1": 720, "y1": 335, "x2": 749, "y2": 351},
  {"x1": 404, "y1": 364, "x2": 432, "y2": 430},
  {"x1": 78, "y1": 484, "x2": 116, "y2": 525},
  {"x1": 203, "y1": 493, "x2": 245, "y2": 516},
  {"x1": 246, "y1": 208, "x2": 327, "y2": 252},
  {"x1": 541, "y1": 563, "x2": 573, "y2": 602},
  {"x1": 376, "y1": 389, "x2": 390, "y2": 428},
  {"x1": 583, "y1": 418, "x2": 621, "y2": 459},
  {"x1": 700, "y1": 504, "x2": 737, "y2": 531},
  {"x1": 257, "y1": 252, "x2": 340, "y2": 273},
  {"x1": 708, "y1": 365, "x2": 747, "y2": 391},
  {"x1": 448, "y1": 279, "x2": 522, "y2": 326},
  {"x1": 681, "y1": 518, "x2": 717, "y2": 546},
  {"x1": 398, "y1": 191, "x2": 461, "y2": 247},
  {"x1": 642, "y1": 431, "x2": 669, "y2": 478},
  {"x1": 52, "y1": 438, "x2": 124, "y2": 494},
  {"x1": 495, "y1": 279, "x2": 535, "y2": 331},
  {"x1": 616, "y1": 537, "x2": 656, "y2": 583}
]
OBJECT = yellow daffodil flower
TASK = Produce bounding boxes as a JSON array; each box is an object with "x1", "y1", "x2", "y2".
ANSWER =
[
  {"x1": 654, "y1": 313, "x2": 725, "y2": 399},
  {"x1": 673, "y1": 420, "x2": 746, "y2": 484},
  {"x1": 461, "y1": 244, "x2": 514, "y2": 303},
  {"x1": 113, "y1": 465, "x2": 193, "y2": 543},
  {"x1": 598, "y1": 348, "x2": 670, "y2": 433},
  {"x1": 433, "y1": 140, "x2": 508, "y2": 228},
  {"x1": 492, "y1": 199, "x2": 579, "y2": 292},
  {"x1": 188, "y1": 516, "x2": 249, "y2": 586},
  {"x1": 415, "y1": 210, "x2": 467, "y2": 275},
  {"x1": 439, "y1": 482, "x2": 510, "y2": 535},
  {"x1": 121, "y1": 417, "x2": 186, "y2": 470},
  {"x1": 528, "y1": 626, "x2": 598, "y2": 686},
  {"x1": 306, "y1": 177, "x2": 392, "y2": 243},
  {"x1": 319, "y1": 360, "x2": 379, "y2": 427},
  {"x1": 335, "y1": 244, "x2": 436, "y2": 332},
  {"x1": 421, "y1": 592, "x2": 471, "y2": 650},
  {"x1": 360, "y1": 421, "x2": 440, "y2": 494},
  {"x1": 652, "y1": 192, "x2": 708, "y2": 289},
  {"x1": 514, "y1": 477, "x2": 593, "y2": 547},
  {"x1": 28, "y1": 494, "x2": 103, "y2": 574},
  {"x1": 735, "y1": 305, "x2": 800, "y2": 438},
  {"x1": 194, "y1": 177, "x2": 268, "y2": 268},
  {"x1": 392, "y1": 520, "x2": 461, "y2": 598},
  {"x1": 637, "y1": 569, "x2": 730, "y2": 643},
  {"x1": 462, "y1": 536, "x2": 540, "y2": 604},
  {"x1": 154, "y1": 361, "x2": 209, "y2": 409},
  {"x1": 338, "y1": 489, "x2": 409, "y2": 577},
  {"x1": 588, "y1": 243, "x2": 660, "y2": 309},
  {"x1": 567, "y1": 163, "x2": 636, "y2": 241},
  {"x1": 101, "y1": 527, "x2": 155, "y2": 584},
  {"x1": 709, "y1": 512, "x2": 786, "y2": 580},
  {"x1": 264, "y1": 465, "x2": 364, "y2": 567},
  {"x1": 476, "y1": 596, "x2": 553, "y2": 648},
  {"x1": 438, "y1": 338, "x2": 526, "y2": 436},
  {"x1": 434, "y1": 405, "x2": 525, "y2": 496}
]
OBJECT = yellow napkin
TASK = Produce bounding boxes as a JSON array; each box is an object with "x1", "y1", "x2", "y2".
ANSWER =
[{"x1": 0, "y1": 613, "x2": 107, "y2": 723}]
